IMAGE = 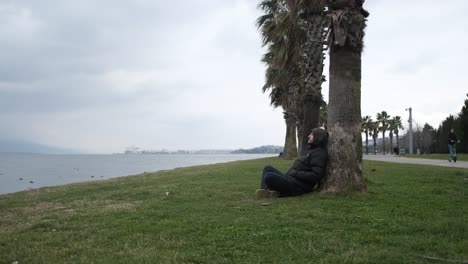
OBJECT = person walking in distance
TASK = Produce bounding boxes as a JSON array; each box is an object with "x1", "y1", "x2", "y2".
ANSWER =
[{"x1": 448, "y1": 129, "x2": 460, "y2": 162}]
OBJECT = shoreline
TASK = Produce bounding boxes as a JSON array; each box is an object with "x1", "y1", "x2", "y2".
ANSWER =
[{"x1": 0, "y1": 154, "x2": 276, "y2": 196}]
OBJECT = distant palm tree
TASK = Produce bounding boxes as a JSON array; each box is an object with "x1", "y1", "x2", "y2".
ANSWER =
[
  {"x1": 388, "y1": 118, "x2": 396, "y2": 154},
  {"x1": 362, "y1": 115, "x2": 372, "y2": 155},
  {"x1": 393, "y1": 116, "x2": 404, "y2": 151},
  {"x1": 376, "y1": 111, "x2": 391, "y2": 154},
  {"x1": 368, "y1": 121, "x2": 379, "y2": 155}
]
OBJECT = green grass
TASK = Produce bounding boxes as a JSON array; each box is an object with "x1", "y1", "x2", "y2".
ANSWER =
[
  {"x1": 402, "y1": 153, "x2": 468, "y2": 161},
  {"x1": 0, "y1": 158, "x2": 467, "y2": 264}
]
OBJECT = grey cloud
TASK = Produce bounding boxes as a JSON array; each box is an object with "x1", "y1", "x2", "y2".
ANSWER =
[
  {"x1": 0, "y1": 0, "x2": 231, "y2": 81},
  {"x1": 0, "y1": 0, "x2": 238, "y2": 114},
  {"x1": 0, "y1": 75, "x2": 193, "y2": 113}
]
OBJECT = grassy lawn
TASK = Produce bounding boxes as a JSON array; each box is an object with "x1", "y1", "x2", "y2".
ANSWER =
[
  {"x1": 1, "y1": 158, "x2": 467, "y2": 263},
  {"x1": 401, "y1": 153, "x2": 468, "y2": 161}
]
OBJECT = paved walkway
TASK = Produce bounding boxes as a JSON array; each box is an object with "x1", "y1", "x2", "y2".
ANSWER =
[{"x1": 363, "y1": 155, "x2": 468, "y2": 169}]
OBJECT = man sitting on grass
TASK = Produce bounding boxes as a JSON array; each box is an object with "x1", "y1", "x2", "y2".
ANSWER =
[{"x1": 256, "y1": 127, "x2": 329, "y2": 198}]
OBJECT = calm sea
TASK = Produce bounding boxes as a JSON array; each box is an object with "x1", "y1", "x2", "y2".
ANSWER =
[{"x1": 0, "y1": 153, "x2": 275, "y2": 195}]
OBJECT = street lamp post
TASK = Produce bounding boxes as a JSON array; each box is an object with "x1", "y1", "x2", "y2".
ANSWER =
[{"x1": 405, "y1": 107, "x2": 413, "y2": 154}]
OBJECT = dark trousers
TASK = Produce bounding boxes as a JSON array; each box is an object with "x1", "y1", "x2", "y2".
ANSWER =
[
  {"x1": 448, "y1": 144, "x2": 456, "y2": 160},
  {"x1": 260, "y1": 166, "x2": 305, "y2": 197}
]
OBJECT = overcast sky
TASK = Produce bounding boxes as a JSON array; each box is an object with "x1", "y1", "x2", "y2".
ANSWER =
[{"x1": 1, "y1": 0, "x2": 467, "y2": 153}]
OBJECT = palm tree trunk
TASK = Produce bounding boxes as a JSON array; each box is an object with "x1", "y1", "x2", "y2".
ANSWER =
[
  {"x1": 373, "y1": 138, "x2": 377, "y2": 154},
  {"x1": 296, "y1": 71, "x2": 305, "y2": 157},
  {"x1": 389, "y1": 133, "x2": 394, "y2": 154},
  {"x1": 321, "y1": 2, "x2": 368, "y2": 193},
  {"x1": 382, "y1": 131, "x2": 386, "y2": 155},
  {"x1": 283, "y1": 116, "x2": 298, "y2": 160},
  {"x1": 288, "y1": 64, "x2": 301, "y2": 158},
  {"x1": 365, "y1": 131, "x2": 369, "y2": 155},
  {"x1": 321, "y1": 43, "x2": 366, "y2": 193},
  {"x1": 302, "y1": 98, "x2": 321, "y2": 155},
  {"x1": 297, "y1": 122, "x2": 303, "y2": 156},
  {"x1": 282, "y1": 63, "x2": 301, "y2": 160},
  {"x1": 396, "y1": 132, "x2": 400, "y2": 149},
  {"x1": 301, "y1": 13, "x2": 326, "y2": 156}
]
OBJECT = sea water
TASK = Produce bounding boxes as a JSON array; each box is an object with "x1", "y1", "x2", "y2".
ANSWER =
[{"x1": 0, "y1": 153, "x2": 275, "y2": 195}]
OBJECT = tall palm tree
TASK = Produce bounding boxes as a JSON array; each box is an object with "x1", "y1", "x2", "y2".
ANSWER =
[
  {"x1": 267, "y1": 0, "x2": 327, "y2": 156},
  {"x1": 258, "y1": 0, "x2": 328, "y2": 158},
  {"x1": 393, "y1": 116, "x2": 404, "y2": 151},
  {"x1": 258, "y1": 0, "x2": 286, "y2": 109},
  {"x1": 321, "y1": 0, "x2": 369, "y2": 193},
  {"x1": 258, "y1": 0, "x2": 304, "y2": 159},
  {"x1": 276, "y1": 1, "x2": 306, "y2": 157},
  {"x1": 261, "y1": 46, "x2": 299, "y2": 160},
  {"x1": 258, "y1": 0, "x2": 293, "y2": 159},
  {"x1": 376, "y1": 111, "x2": 390, "y2": 154},
  {"x1": 287, "y1": 63, "x2": 303, "y2": 158},
  {"x1": 362, "y1": 115, "x2": 372, "y2": 155},
  {"x1": 296, "y1": 0, "x2": 327, "y2": 156}
]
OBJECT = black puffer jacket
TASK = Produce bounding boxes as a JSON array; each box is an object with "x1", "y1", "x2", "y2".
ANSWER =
[{"x1": 286, "y1": 128, "x2": 329, "y2": 192}]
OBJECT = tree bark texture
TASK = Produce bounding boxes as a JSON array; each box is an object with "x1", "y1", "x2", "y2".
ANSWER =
[
  {"x1": 301, "y1": 14, "x2": 326, "y2": 156},
  {"x1": 396, "y1": 132, "x2": 400, "y2": 149},
  {"x1": 389, "y1": 134, "x2": 394, "y2": 154},
  {"x1": 382, "y1": 131, "x2": 386, "y2": 154},
  {"x1": 365, "y1": 131, "x2": 369, "y2": 155},
  {"x1": 297, "y1": 122, "x2": 303, "y2": 156},
  {"x1": 282, "y1": 64, "x2": 301, "y2": 160},
  {"x1": 373, "y1": 137, "x2": 377, "y2": 154},
  {"x1": 302, "y1": 100, "x2": 321, "y2": 154},
  {"x1": 321, "y1": 7, "x2": 368, "y2": 193},
  {"x1": 283, "y1": 116, "x2": 298, "y2": 160},
  {"x1": 322, "y1": 44, "x2": 366, "y2": 193}
]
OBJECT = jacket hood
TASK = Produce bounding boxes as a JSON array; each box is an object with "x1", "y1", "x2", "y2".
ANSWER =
[{"x1": 311, "y1": 128, "x2": 329, "y2": 148}]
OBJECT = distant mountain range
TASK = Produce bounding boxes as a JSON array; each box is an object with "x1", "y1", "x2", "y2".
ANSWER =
[
  {"x1": 123, "y1": 145, "x2": 283, "y2": 155},
  {"x1": 124, "y1": 149, "x2": 233, "y2": 155},
  {"x1": 231, "y1": 145, "x2": 283, "y2": 154},
  {"x1": 0, "y1": 140, "x2": 283, "y2": 155},
  {"x1": 0, "y1": 139, "x2": 77, "y2": 154}
]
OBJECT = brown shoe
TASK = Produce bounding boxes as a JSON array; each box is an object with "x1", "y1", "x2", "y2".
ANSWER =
[{"x1": 255, "y1": 189, "x2": 280, "y2": 199}]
